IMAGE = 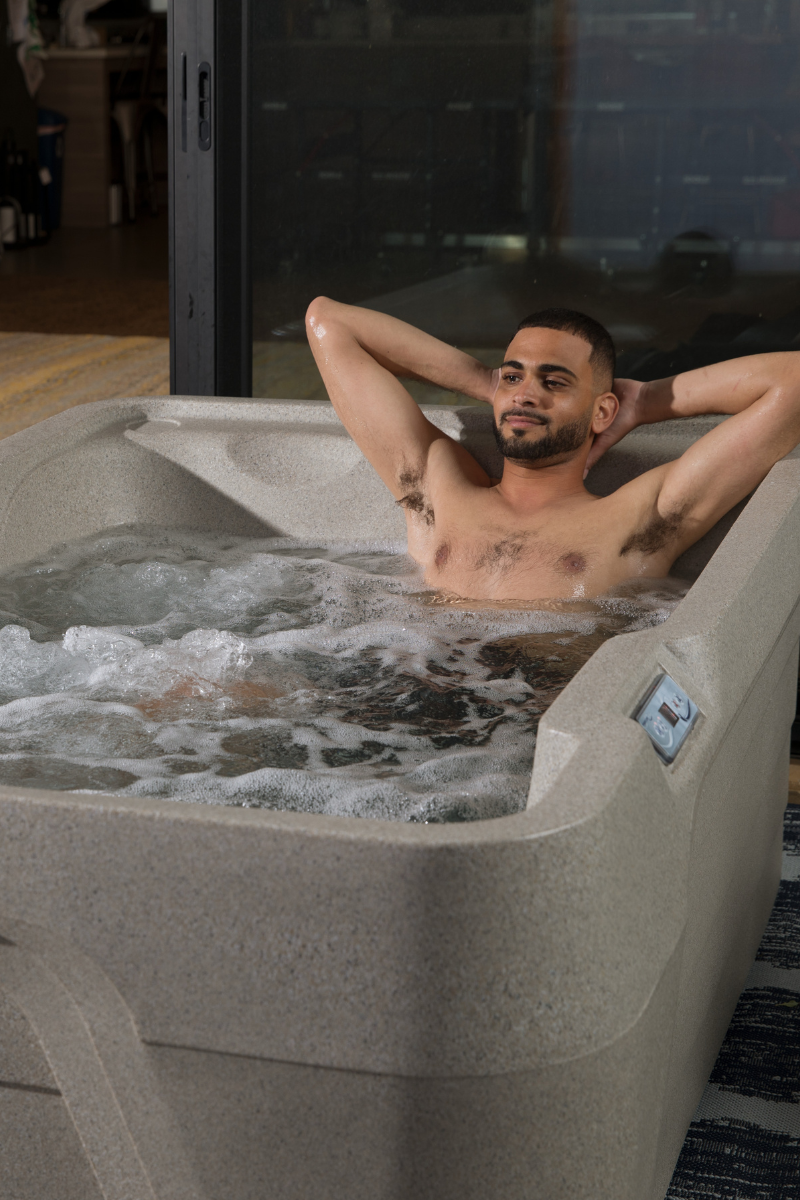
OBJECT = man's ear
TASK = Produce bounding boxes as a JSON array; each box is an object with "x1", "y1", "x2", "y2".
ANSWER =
[{"x1": 592, "y1": 391, "x2": 619, "y2": 434}]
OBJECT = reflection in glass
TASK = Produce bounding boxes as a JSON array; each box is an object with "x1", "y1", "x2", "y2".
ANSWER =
[{"x1": 251, "y1": 0, "x2": 800, "y2": 401}]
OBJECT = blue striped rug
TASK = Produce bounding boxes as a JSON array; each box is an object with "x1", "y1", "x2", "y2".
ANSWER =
[{"x1": 667, "y1": 806, "x2": 800, "y2": 1198}]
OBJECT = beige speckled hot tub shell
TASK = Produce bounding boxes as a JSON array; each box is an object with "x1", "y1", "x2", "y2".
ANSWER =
[{"x1": 0, "y1": 397, "x2": 797, "y2": 1200}]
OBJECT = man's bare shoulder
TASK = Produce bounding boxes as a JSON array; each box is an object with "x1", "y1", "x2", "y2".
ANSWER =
[{"x1": 426, "y1": 433, "x2": 495, "y2": 490}]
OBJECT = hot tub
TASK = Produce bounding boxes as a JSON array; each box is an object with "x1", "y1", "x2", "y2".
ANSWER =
[{"x1": 0, "y1": 397, "x2": 798, "y2": 1200}]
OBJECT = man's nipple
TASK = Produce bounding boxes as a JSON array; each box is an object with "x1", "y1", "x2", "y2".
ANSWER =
[
  {"x1": 434, "y1": 542, "x2": 450, "y2": 569},
  {"x1": 559, "y1": 552, "x2": 587, "y2": 574}
]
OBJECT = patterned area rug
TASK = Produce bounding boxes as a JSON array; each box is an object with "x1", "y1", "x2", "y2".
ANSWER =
[
  {"x1": 0, "y1": 331, "x2": 169, "y2": 440},
  {"x1": 667, "y1": 805, "x2": 800, "y2": 1198}
]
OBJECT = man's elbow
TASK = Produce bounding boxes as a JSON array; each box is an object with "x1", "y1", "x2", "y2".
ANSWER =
[{"x1": 305, "y1": 295, "x2": 335, "y2": 335}]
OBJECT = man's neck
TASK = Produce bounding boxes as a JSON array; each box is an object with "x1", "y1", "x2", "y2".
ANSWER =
[{"x1": 496, "y1": 456, "x2": 591, "y2": 512}]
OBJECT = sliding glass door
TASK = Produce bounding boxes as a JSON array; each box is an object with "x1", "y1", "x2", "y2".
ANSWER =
[{"x1": 171, "y1": 0, "x2": 800, "y2": 399}]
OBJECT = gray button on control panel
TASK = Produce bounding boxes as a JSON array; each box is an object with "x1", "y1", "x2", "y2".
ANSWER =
[{"x1": 634, "y1": 673, "x2": 699, "y2": 763}]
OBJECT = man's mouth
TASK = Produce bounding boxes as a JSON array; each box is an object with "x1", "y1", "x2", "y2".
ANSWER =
[{"x1": 500, "y1": 409, "x2": 549, "y2": 431}]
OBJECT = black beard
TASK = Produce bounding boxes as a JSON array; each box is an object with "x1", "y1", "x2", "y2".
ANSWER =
[{"x1": 492, "y1": 411, "x2": 593, "y2": 463}]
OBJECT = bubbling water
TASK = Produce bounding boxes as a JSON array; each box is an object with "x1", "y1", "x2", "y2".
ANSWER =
[{"x1": 0, "y1": 527, "x2": 688, "y2": 821}]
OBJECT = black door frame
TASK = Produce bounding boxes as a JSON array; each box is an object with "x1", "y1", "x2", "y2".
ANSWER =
[{"x1": 169, "y1": 0, "x2": 251, "y2": 397}]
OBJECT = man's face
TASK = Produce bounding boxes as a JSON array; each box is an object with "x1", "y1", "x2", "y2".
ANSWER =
[{"x1": 492, "y1": 327, "x2": 603, "y2": 464}]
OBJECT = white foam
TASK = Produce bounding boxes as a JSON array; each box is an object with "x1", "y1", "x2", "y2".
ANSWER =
[{"x1": 0, "y1": 526, "x2": 688, "y2": 821}]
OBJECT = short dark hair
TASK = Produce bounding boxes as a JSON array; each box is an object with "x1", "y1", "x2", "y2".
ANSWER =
[{"x1": 515, "y1": 308, "x2": 616, "y2": 391}]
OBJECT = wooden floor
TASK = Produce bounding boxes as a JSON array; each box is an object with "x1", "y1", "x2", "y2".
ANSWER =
[
  {"x1": 0, "y1": 331, "x2": 169, "y2": 440},
  {"x1": 0, "y1": 212, "x2": 169, "y2": 338},
  {"x1": 0, "y1": 276, "x2": 169, "y2": 339},
  {"x1": 0, "y1": 214, "x2": 169, "y2": 438}
]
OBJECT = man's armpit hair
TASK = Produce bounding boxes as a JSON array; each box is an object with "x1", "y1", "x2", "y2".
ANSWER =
[
  {"x1": 396, "y1": 490, "x2": 435, "y2": 526},
  {"x1": 621, "y1": 506, "x2": 687, "y2": 556},
  {"x1": 399, "y1": 466, "x2": 423, "y2": 490},
  {"x1": 396, "y1": 464, "x2": 434, "y2": 525}
]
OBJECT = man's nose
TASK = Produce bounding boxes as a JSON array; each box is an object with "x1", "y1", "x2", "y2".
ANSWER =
[{"x1": 514, "y1": 385, "x2": 541, "y2": 406}]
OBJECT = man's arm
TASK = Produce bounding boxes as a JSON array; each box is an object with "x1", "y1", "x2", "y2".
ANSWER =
[
  {"x1": 305, "y1": 298, "x2": 495, "y2": 497},
  {"x1": 587, "y1": 352, "x2": 800, "y2": 540}
]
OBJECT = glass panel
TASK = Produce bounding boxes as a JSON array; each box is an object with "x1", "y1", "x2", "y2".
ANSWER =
[{"x1": 251, "y1": 0, "x2": 800, "y2": 402}]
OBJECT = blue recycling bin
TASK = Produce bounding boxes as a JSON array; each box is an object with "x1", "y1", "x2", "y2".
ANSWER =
[{"x1": 37, "y1": 108, "x2": 67, "y2": 232}]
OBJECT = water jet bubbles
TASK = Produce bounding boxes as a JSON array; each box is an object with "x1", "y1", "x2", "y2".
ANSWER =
[
  {"x1": 0, "y1": 625, "x2": 92, "y2": 700},
  {"x1": 63, "y1": 626, "x2": 145, "y2": 665},
  {"x1": 0, "y1": 526, "x2": 688, "y2": 821}
]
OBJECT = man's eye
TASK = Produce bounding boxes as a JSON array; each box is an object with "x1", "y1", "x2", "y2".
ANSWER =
[
  {"x1": 544, "y1": 377, "x2": 567, "y2": 388},
  {"x1": 503, "y1": 373, "x2": 522, "y2": 383}
]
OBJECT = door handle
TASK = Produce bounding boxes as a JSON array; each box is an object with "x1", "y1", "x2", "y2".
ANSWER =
[
  {"x1": 198, "y1": 62, "x2": 212, "y2": 152},
  {"x1": 180, "y1": 52, "x2": 187, "y2": 152}
]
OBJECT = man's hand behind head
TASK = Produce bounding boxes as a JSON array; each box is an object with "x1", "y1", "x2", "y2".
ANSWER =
[{"x1": 584, "y1": 378, "x2": 645, "y2": 478}]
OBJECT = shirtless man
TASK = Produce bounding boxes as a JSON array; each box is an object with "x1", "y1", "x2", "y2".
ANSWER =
[{"x1": 305, "y1": 298, "x2": 800, "y2": 601}]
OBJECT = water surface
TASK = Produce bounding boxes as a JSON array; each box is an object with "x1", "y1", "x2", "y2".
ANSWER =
[{"x1": 0, "y1": 527, "x2": 686, "y2": 821}]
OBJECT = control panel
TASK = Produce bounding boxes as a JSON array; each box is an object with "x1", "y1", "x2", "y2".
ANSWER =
[{"x1": 634, "y1": 673, "x2": 699, "y2": 764}]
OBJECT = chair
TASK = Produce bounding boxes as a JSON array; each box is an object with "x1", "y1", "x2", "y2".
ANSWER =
[{"x1": 110, "y1": 18, "x2": 167, "y2": 221}]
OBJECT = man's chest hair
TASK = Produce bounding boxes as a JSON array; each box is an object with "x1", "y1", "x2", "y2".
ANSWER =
[
  {"x1": 430, "y1": 524, "x2": 601, "y2": 581},
  {"x1": 414, "y1": 475, "x2": 668, "y2": 567}
]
